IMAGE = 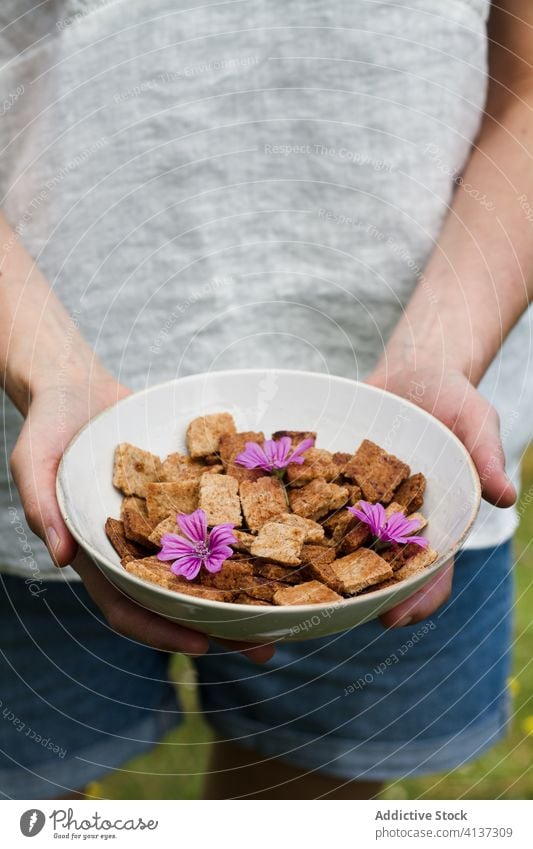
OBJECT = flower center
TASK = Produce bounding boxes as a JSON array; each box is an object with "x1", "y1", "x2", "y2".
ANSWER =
[{"x1": 194, "y1": 540, "x2": 210, "y2": 560}]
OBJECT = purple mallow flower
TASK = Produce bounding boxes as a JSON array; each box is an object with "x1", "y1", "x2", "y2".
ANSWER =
[
  {"x1": 235, "y1": 436, "x2": 315, "y2": 473},
  {"x1": 157, "y1": 508, "x2": 236, "y2": 581},
  {"x1": 347, "y1": 500, "x2": 428, "y2": 548}
]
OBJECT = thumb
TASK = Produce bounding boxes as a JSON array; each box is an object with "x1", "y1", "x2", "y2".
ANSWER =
[
  {"x1": 452, "y1": 388, "x2": 516, "y2": 508},
  {"x1": 9, "y1": 412, "x2": 77, "y2": 567}
]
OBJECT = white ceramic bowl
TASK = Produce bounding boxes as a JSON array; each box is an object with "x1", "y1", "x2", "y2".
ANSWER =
[{"x1": 56, "y1": 369, "x2": 481, "y2": 642}]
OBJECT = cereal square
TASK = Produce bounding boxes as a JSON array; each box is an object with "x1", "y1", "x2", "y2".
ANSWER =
[
  {"x1": 359, "y1": 577, "x2": 398, "y2": 594},
  {"x1": 145, "y1": 480, "x2": 199, "y2": 524},
  {"x1": 385, "y1": 501, "x2": 406, "y2": 516},
  {"x1": 271, "y1": 513, "x2": 325, "y2": 544},
  {"x1": 272, "y1": 580, "x2": 342, "y2": 606},
  {"x1": 346, "y1": 484, "x2": 363, "y2": 505},
  {"x1": 252, "y1": 561, "x2": 304, "y2": 585},
  {"x1": 105, "y1": 517, "x2": 151, "y2": 561},
  {"x1": 120, "y1": 495, "x2": 146, "y2": 520},
  {"x1": 199, "y1": 472, "x2": 241, "y2": 526},
  {"x1": 332, "y1": 452, "x2": 352, "y2": 476},
  {"x1": 286, "y1": 448, "x2": 340, "y2": 487},
  {"x1": 303, "y1": 559, "x2": 344, "y2": 594},
  {"x1": 329, "y1": 548, "x2": 393, "y2": 594},
  {"x1": 123, "y1": 557, "x2": 233, "y2": 600},
  {"x1": 337, "y1": 520, "x2": 370, "y2": 555},
  {"x1": 161, "y1": 452, "x2": 222, "y2": 481},
  {"x1": 200, "y1": 559, "x2": 254, "y2": 590},
  {"x1": 342, "y1": 439, "x2": 410, "y2": 504},
  {"x1": 250, "y1": 522, "x2": 305, "y2": 565},
  {"x1": 240, "y1": 477, "x2": 288, "y2": 531},
  {"x1": 321, "y1": 511, "x2": 355, "y2": 548},
  {"x1": 148, "y1": 516, "x2": 181, "y2": 546},
  {"x1": 392, "y1": 472, "x2": 427, "y2": 513},
  {"x1": 289, "y1": 479, "x2": 349, "y2": 521},
  {"x1": 381, "y1": 541, "x2": 426, "y2": 571},
  {"x1": 186, "y1": 412, "x2": 236, "y2": 458},
  {"x1": 299, "y1": 544, "x2": 336, "y2": 568},
  {"x1": 113, "y1": 443, "x2": 162, "y2": 497},
  {"x1": 218, "y1": 430, "x2": 264, "y2": 463},
  {"x1": 394, "y1": 547, "x2": 437, "y2": 581},
  {"x1": 122, "y1": 503, "x2": 157, "y2": 548},
  {"x1": 232, "y1": 530, "x2": 256, "y2": 553},
  {"x1": 122, "y1": 556, "x2": 181, "y2": 590},
  {"x1": 298, "y1": 545, "x2": 343, "y2": 591}
]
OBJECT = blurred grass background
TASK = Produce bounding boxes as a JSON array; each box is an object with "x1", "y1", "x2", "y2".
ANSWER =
[{"x1": 91, "y1": 453, "x2": 533, "y2": 800}]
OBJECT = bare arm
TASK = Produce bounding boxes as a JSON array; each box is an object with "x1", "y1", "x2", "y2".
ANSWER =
[
  {"x1": 374, "y1": 0, "x2": 533, "y2": 387},
  {"x1": 0, "y1": 212, "x2": 124, "y2": 559},
  {"x1": 372, "y1": 0, "x2": 533, "y2": 625},
  {"x1": 0, "y1": 213, "x2": 106, "y2": 415},
  {"x1": 0, "y1": 214, "x2": 272, "y2": 661}
]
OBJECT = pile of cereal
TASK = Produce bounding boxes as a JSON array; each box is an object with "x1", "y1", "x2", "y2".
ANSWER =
[{"x1": 105, "y1": 413, "x2": 437, "y2": 606}]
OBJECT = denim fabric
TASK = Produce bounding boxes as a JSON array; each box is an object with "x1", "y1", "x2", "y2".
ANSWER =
[
  {"x1": 0, "y1": 574, "x2": 179, "y2": 798},
  {"x1": 0, "y1": 542, "x2": 514, "y2": 796},
  {"x1": 197, "y1": 542, "x2": 514, "y2": 779}
]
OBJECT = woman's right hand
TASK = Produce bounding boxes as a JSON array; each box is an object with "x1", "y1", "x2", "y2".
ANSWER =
[{"x1": 9, "y1": 367, "x2": 274, "y2": 663}]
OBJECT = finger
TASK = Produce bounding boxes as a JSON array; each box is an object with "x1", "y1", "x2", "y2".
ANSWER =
[
  {"x1": 452, "y1": 392, "x2": 516, "y2": 508},
  {"x1": 380, "y1": 558, "x2": 454, "y2": 627},
  {"x1": 10, "y1": 418, "x2": 77, "y2": 567},
  {"x1": 73, "y1": 552, "x2": 209, "y2": 656},
  {"x1": 213, "y1": 638, "x2": 276, "y2": 664}
]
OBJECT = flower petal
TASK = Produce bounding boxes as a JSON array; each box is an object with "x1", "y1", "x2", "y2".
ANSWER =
[
  {"x1": 348, "y1": 501, "x2": 385, "y2": 537},
  {"x1": 268, "y1": 437, "x2": 292, "y2": 468},
  {"x1": 170, "y1": 554, "x2": 202, "y2": 580},
  {"x1": 382, "y1": 512, "x2": 422, "y2": 544},
  {"x1": 157, "y1": 534, "x2": 196, "y2": 561},
  {"x1": 177, "y1": 509, "x2": 207, "y2": 543},
  {"x1": 235, "y1": 442, "x2": 270, "y2": 470},
  {"x1": 204, "y1": 549, "x2": 233, "y2": 573},
  {"x1": 208, "y1": 543, "x2": 235, "y2": 561},
  {"x1": 402, "y1": 534, "x2": 428, "y2": 548},
  {"x1": 208, "y1": 524, "x2": 237, "y2": 551},
  {"x1": 288, "y1": 437, "x2": 315, "y2": 464},
  {"x1": 387, "y1": 513, "x2": 419, "y2": 532}
]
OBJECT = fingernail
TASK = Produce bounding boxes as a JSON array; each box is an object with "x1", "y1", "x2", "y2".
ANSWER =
[
  {"x1": 248, "y1": 648, "x2": 275, "y2": 664},
  {"x1": 394, "y1": 615, "x2": 413, "y2": 628},
  {"x1": 46, "y1": 526, "x2": 60, "y2": 557}
]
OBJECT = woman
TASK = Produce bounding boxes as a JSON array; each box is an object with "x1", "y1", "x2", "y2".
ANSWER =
[{"x1": 0, "y1": 0, "x2": 531, "y2": 799}]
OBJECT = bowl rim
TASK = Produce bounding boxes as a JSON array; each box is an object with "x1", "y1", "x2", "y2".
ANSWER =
[{"x1": 56, "y1": 368, "x2": 482, "y2": 615}]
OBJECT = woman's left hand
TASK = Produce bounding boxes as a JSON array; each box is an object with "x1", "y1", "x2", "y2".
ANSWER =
[{"x1": 365, "y1": 364, "x2": 517, "y2": 628}]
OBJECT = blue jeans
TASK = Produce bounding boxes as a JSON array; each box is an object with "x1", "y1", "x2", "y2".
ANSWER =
[
  {"x1": 0, "y1": 542, "x2": 513, "y2": 797},
  {"x1": 196, "y1": 541, "x2": 514, "y2": 779}
]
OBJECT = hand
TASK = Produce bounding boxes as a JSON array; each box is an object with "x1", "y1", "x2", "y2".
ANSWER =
[
  {"x1": 9, "y1": 368, "x2": 274, "y2": 663},
  {"x1": 366, "y1": 364, "x2": 517, "y2": 628},
  {"x1": 10, "y1": 368, "x2": 129, "y2": 566},
  {"x1": 73, "y1": 550, "x2": 274, "y2": 662}
]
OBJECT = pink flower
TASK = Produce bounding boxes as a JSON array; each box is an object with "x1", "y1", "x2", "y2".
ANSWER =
[
  {"x1": 235, "y1": 437, "x2": 315, "y2": 473},
  {"x1": 347, "y1": 500, "x2": 428, "y2": 548},
  {"x1": 157, "y1": 508, "x2": 236, "y2": 580}
]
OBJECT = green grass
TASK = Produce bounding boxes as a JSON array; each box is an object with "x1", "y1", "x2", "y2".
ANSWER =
[{"x1": 92, "y1": 455, "x2": 533, "y2": 800}]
